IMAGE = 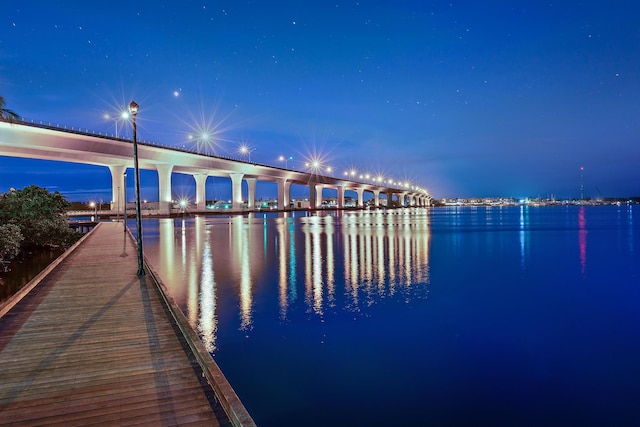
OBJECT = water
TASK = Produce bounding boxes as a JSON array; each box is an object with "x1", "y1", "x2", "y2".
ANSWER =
[{"x1": 140, "y1": 206, "x2": 640, "y2": 426}]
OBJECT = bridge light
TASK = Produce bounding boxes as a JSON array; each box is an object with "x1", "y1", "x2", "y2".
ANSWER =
[
  {"x1": 278, "y1": 155, "x2": 293, "y2": 168},
  {"x1": 238, "y1": 144, "x2": 254, "y2": 161}
]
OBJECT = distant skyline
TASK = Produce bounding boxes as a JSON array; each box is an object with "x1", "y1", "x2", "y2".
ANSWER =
[{"x1": 1, "y1": 1, "x2": 639, "y2": 201}]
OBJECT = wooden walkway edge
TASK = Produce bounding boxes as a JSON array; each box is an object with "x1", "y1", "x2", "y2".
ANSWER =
[{"x1": 0, "y1": 222, "x2": 255, "y2": 426}]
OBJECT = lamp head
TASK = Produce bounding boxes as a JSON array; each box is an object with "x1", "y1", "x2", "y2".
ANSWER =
[{"x1": 128, "y1": 101, "x2": 139, "y2": 116}]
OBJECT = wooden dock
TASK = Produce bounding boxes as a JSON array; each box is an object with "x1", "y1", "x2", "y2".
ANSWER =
[{"x1": 0, "y1": 222, "x2": 253, "y2": 426}]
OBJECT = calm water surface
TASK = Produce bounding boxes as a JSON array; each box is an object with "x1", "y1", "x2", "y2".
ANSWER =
[{"x1": 141, "y1": 206, "x2": 640, "y2": 426}]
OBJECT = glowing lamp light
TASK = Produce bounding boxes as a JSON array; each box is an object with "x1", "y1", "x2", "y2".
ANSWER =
[{"x1": 128, "y1": 101, "x2": 139, "y2": 115}]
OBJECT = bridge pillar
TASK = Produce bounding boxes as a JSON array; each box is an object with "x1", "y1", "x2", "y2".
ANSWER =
[
  {"x1": 308, "y1": 182, "x2": 316, "y2": 209},
  {"x1": 229, "y1": 173, "x2": 244, "y2": 211},
  {"x1": 156, "y1": 164, "x2": 174, "y2": 214},
  {"x1": 246, "y1": 178, "x2": 257, "y2": 210},
  {"x1": 356, "y1": 188, "x2": 364, "y2": 208},
  {"x1": 373, "y1": 190, "x2": 380, "y2": 208},
  {"x1": 337, "y1": 186, "x2": 345, "y2": 209},
  {"x1": 194, "y1": 174, "x2": 208, "y2": 212},
  {"x1": 108, "y1": 165, "x2": 127, "y2": 212},
  {"x1": 277, "y1": 178, "x2": 291, "y2": 210},
  {"x1": 400, "y1": 192, "x2": 408, "y2": 207},
  {"x1": 315, "y1": 184, "x2": 323, "y2": 208}
]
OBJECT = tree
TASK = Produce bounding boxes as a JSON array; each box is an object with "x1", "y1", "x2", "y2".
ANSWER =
[
  {"x1": 0, "y1": 185, "x2": 81, "y2": 248},
  {"x1": 0, "y1": 96, "x2": 19, "y2": 122},
  {"x1": 0, "y1": 224, "x2": 23, "y2": 261}
]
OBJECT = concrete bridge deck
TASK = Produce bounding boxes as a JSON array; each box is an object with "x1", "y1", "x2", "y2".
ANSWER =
[{"x1": 0, "y1": 222, "x2": 253, "y2": 426}]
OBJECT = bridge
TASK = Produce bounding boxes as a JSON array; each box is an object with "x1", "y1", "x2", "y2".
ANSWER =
[{"x1": 0, "y1": 120, "x2": 432, "y2": 215}]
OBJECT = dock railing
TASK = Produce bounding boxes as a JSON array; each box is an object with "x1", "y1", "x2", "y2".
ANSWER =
[{"x1": 140, "y1": 240, "x2": 257, "y2": 427}]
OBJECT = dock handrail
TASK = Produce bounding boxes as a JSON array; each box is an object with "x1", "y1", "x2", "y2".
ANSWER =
[{"x1": 141, "y1": 243, "x2": 257, "y2": 427}]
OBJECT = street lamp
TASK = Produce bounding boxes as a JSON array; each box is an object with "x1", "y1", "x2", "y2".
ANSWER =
[
  {"x1": 278, "y1": 155, "x2": 293, "y2": 169},
  {"x1": 116, "y1": 186, "x2": 120, "y2": 223},
  {"x1": 105, "y1": 110, "x2": 130, "y2": 138},
  {"x1": 129, "y1": 100, "x2": 145, "y2": 277},
  {"x1": 238, "y1": 144, "x2": 254, "y2": 162},
  {"x1": 123, "y1": 172, "x2": 127, "y2": 232},
  {"x1": 89, "y1": 201, "x2": 97, "y2": 221}
]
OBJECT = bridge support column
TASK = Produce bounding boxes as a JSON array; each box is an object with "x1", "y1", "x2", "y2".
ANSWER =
[
  {"x1": 308, "y1": 182, "x2": 316, "y2": 210},
  {"x1": 108, "y1": 165, "x2": 127, "y2": 212},
  {"x1": 246, "y1": 178, "x2": 257, "y2": 210},
  {"x1": 356, "y1": 188, "x2": 364, "y2": 208},
  {"x1": 156, "y1": 164, "x2": 174, "y2": 215},
  {"x1": 337, "y1": 186, "x2": 345, "y2": 209},
  {"x1": 229, "y1": 173, "x2": 244, "y2": 211},
  {"x1": 194, "y1": 174, "x2": 207, "y2": 212},
  {"x1": 399, "y1": 192, "x2": 408, "y2": 207},
  {"x1": 373, "y1": 190, "x2": 380, "y2": 208},
  {"x1": 315, "y1": 184, "x2": 323, "y2": 208},
  {"x1": 277, "y1": 178, "x2": 291, "y2": 210}
]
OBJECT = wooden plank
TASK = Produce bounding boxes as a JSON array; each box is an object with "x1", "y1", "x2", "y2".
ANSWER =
[{"x1": 0, "y1": 222, "x2": 232, "y2": 426}]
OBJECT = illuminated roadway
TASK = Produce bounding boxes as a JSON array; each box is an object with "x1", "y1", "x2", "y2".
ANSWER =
[{"x1": 0, "y1": 120, "x2": 432, "y2": 214}]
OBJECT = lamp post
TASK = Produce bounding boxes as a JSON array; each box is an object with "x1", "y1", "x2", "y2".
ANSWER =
[
  {"x1": 279, "y1": 155, "x2": 293, "y2": 169},
  {"x1": 239, "y1": 144, "x2": 254, "y2": 162},
  {"x1": 89, "y1": 201, "x2": 97, "y2": 221},
  {"x1": 116, "y1": 186, "x2": 120, "y2": 223},
  {"x1": 123, "y1": 172, "x2": 127, "y2": 232},
  {"x1": 129, "y1": 101, "x2": 145, "y2": 277},
  {"x1": 105, "y1": 111, "x2": 130, "y2": 138}
]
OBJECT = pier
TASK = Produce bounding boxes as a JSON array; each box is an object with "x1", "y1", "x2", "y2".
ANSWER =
[{"x1": 0, "y1": 222, "x2": 254, "y2": 426}]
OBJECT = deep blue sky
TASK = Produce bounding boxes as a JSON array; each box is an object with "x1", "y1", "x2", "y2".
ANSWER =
[{"x1": 1, "y1": 1, "x2": 639, "y2": 201}]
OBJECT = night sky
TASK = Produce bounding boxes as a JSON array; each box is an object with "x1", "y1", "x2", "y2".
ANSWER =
[{"x1": 1, "y1": 1, "x2": 639, "y2": 201}]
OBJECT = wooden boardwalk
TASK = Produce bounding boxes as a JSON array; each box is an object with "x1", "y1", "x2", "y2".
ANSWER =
[{"x1": 0, "y1": 222, "x2": 243, "y2": 426}]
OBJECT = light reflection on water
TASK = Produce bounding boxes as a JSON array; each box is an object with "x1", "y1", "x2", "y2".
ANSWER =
[
  {"x1": 144, "y1": 209, "x2": 431, "y2": 353},
  {"x1": 137, "y1": 205, "x2": 640, "y2": 426}
]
